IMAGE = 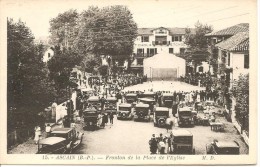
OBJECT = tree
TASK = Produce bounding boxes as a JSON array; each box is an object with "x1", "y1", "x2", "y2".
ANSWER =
[
  {"x1": 74, "y1": 5, "x2": 137, "y2": 72},
  {"x1": 231, "y1": 74, "x2": 249, "y2": 133},
  {"x1": 47, "y1": 46, "x2": 83, "y2": 100},
  {"x1": 49, "y1": 9, "x2": 79, "y2": 49},
  {"x1": 184, "y1": 21, "x2": 213, "y2": 74},
  {"x1": 8, "y1": 19, "x2": 56, "y2": 129}
]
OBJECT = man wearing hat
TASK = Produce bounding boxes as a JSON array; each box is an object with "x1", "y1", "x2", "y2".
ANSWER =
[{"x1": 149, "y1": 134, "x2": 158, "y2": 154}]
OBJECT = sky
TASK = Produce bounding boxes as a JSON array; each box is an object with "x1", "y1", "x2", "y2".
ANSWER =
[{"x1": 1, "y1": 0, "x2": 256, "y2": 39}]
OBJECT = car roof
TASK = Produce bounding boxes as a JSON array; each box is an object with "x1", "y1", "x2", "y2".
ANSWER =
[
  {"x1": 139, "y1": 98, "x2": 155, "y2": 102},
  {"x1": 84, "y1": 108, "x2": 97, "y2": 112},
  {"x1": 215, "y1": 141, "x2": 239, "y2": 148},
  {"x1": 51, "y1": 128, "x2": 73, "y2": 134},
  {"x1": 171, "y1": 129, "x2": 193, "y2": 137},
  {"x1": 136, "y1": 103, "x2": 149, "y2": 108},
  {"x1": 81, "y1": 88, "x2": 93, "y2": 92},
  {"x1": 88, "y1": 96, "x2": 99, "y2": 101},
  {"x1": 143, "y1": 92, "x2": 155, "y2": 95},
  {"x1": 126, "y1": 93, "x2": 137, "y2": 96},
  {"x1": 162, "y1": 93, "x2": 173, "y2": 96},
  {"x1": 39, "y1": 137, "x2": 66, "y2": 145},
  {"x1": 155, "y1": 107, "x2": 169, "y2": 112},
  {"x1": 179, "y1": 107, "x2": 192, "y2": 112},
  {"x1": 119, "y1": 103, "x2": 132, "y2": 107},
  {"x1": 106, "y1": 97, "x2": 117, "y2": 101}
]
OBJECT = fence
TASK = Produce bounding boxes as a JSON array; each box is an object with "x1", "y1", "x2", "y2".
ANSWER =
[{"x1": 8, "y1": 128, "x2": 34, "y2": 148}]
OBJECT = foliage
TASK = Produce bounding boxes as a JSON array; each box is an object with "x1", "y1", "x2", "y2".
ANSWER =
[
  {"x1": 185, "y1": 21, "x2": 213, "y2": 51},
  {"x1": 49, "y1": 6, "x2": 137, "y2": 75},
  {"x1": 184, "y1": 21, "x2": 213, "y2": 73},
  {"x1": 49, "y1": 9, "x2": 79, "y2": 48},
  {"x1": 47, "y1": 46, "x2": 83, "y2": 94},
  {"x1": 231, "y1": 74, "x2": 249, "y2": 131},
  {"x1": 74, "y1": 5, "x2": 138, "y2": 59},
  {"x1": 7, "y1": 19, "x2": 56, "y2": 129}
]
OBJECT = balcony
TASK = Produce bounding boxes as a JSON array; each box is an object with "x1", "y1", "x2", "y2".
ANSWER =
[
  {"x1": 152, "y1": 41, "x2": 170, "y2": 46},
  {"x1": 133, "y1": 53, "x2": 156, "y2": 58}
]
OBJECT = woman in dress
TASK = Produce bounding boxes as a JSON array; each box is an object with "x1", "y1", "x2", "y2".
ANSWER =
[{"x1": 34, "y1": 125, "x2": 41, "y2": 144}]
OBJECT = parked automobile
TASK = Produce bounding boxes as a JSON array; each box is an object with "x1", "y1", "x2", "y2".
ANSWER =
[
  {"x1": 50, "y1": 128, "x2": 84, "y2": 153},
  {"x1": 206, "y1": 140, "x2": 240, "y2": 154},
  {"x1": 87, "y1": 96, "x2": 101, "y2": 111},
  {"x1": 37, "y1": 127, "x2": 84, "y2": 154},
  {"x1": 153, "y1": 107, "x2": 170, "y2": 127},
  {"x1": 83, "y1": 108, "x2": 100, "y2": 130},
  {"x1": 139, "y1": 98, "x2": 156, "y2": 114},
  {"x1": 139, "y1": 92, "x2": 156, "y2": 100},
  {"x1": 170, "y1": 129, "x2": 195, "y2": 154},
  {"x1": 134, "y1": 103, "x2": 150, "y2": 121},
  {"x1": 104, "y1": 96, "x2": 117, "y2": 114},
  {"x1": 161, "y1": 93, "x2": 173, "y2": 107},
  {"x1": 177, "y1": 107, "x2": 194, "y2": 127},
  {"x1": 37, "y1": 137, "x2": 67, "y2": 154},
  {"x1": 117, "y1": 103, "x2": 133, "y2": 120},
  {"x1": 124, "y1": 93, "x2": 138, "y2": 104}
]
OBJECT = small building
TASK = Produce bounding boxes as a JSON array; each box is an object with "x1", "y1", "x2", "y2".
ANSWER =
[
  {"x1": 143, "y1": 52, "x2": 186, "y2": 80},
  {"x1": 215, "y1": 31, "x2": 249, "y2": 89},
  {"x1": 43, "y1": 47, "x2": 54, "y2": 63}
]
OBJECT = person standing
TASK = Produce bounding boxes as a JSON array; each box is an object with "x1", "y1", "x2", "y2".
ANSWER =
[
  {"x1": 51, "y1": 101, "x2": 57, "y2": 121},
  {"x1": 34, "y1": 125, "x2": 41, "y2": 144},
  {"x1": 109, "y1": 113, "x2": 114, "y2": 125},
  {"x1": 149, "y1": 134, "x2": 158, "y2": 154},
  {"x1": 45, "y1": 124, "x2": 51, "y2": 138}
]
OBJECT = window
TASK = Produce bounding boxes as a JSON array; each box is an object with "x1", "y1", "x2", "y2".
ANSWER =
[
  {"x1": 137, "y1": 59, "x2": 143, "y2": 65},
  {"x1": 141, "y1": 36, "x2": 149, "y2": 42},
  {"x1": 198, "y1": 67, "x2": 203, "y2": 72},
  {"x1": 228, "y1": 53, "x2": 230, "y2": 66},
  {"x1": 180, "y1": 48, "x2": 185, "y2": 54},
  {"x1": 244, "y1": 54, "x2": 249, "y2": 69},
  {"x1": 172, "y1": 35, "x2": 182, "y2": 42},
  {"x1": 48, "y1": 53, "x2": 51, "y2": 58},
  {"x1": 169, "y1": 48, "x2": 174, "y2": 54}
]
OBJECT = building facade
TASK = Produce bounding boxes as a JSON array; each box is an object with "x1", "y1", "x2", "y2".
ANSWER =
[{"x1": 130, "y1": 27, "x2": 194, "y2": 74}]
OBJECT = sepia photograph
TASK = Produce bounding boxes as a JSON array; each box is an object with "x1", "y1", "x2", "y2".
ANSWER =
[{"x1": 0, "y1": 0, "x2": 257, "y2": 165}]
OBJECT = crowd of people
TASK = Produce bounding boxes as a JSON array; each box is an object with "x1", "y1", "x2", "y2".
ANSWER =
[
  {"x1": 180, "y1": 72, "x2": 213, "y2": 90},
  {"x1": 149, "y1": 133, "x2": 174, "y2": 154}
]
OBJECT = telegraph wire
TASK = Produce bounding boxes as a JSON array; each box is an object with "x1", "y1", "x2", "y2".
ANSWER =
[{"x1": 207, "y1": 13, "x2": 249, "y2": 23}]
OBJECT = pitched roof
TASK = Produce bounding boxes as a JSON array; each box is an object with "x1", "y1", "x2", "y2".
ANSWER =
[
  {"x1": 137, "y1": 27, "x2": 195, "y2": 35},
  {"x1": 215, "y1": 31, "x2": 249, "y2": 52},
  {"x1": 205, "y1": 23, "x2": 249, "y2": 36}
]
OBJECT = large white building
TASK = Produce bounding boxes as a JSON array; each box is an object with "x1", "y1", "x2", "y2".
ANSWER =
[{"x1": 130, "y1": 27, "x2": 194, "y2": 74}]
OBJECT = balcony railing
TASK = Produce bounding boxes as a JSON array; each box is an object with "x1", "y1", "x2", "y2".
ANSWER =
[
  {"x1": 133, "y1": 53, "x2": 156, "y2": 58},
  {"x1": 152, "y1": 41, "x2": 170, "y2": 46}
]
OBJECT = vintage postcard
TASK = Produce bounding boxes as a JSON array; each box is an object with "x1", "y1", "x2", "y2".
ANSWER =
[{"x1": 0, "y1": 0, "x2": 257, "y2": 165}]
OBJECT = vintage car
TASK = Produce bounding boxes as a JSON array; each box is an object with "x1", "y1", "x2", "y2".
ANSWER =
[
  {"x1": 139, "y1": 92, "x2": 156, "y2": 100},
  {"x1": 37, "y1": 128, "x2": 84, "y2": 154},
  {"x1": 117, "y1": 103, "x2": 133, "y2": 120},
  {"x1": 161, "y1": 93, "x2": 174, "y2": 107},
  {"x1": 206, "y1": 140, "x2": 240, "y2": 154},
  {"x1": 50, "y1": 128, "x2": 84, "y2": 153},
  {"x1": 83, "y1": 108, "x2": 100, "y2": 130},
  {"x1": 81, "y1": 88, "x2": 94, "y2": 97},
  {"x1": 177, "y1": 107, "x2": 194, "y2": 127},
  {"x1": 134, "y1": 103, "x2": 150, "y2": 121},
  {"x1": 124, "y1": 93, "x2": 138, "y2": 104},
  {"x1": 170, "y1": 129, "x2": 195, "y2": 154},
  {"x1": 37, "y1": 137, "x2": 67, "y2": 154},
  {"x1": 87, "y1": 96, "x2": 101, "y2": 110},
  {"x1": 139, "y1": 98, "x2": 156, "y2": 114},
  {"x1": 153, "y1": 107, "x2": 170, "y2": 127},
  {"x1": 104, "y1": 96, "x2": 117, "y2": 114}
]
